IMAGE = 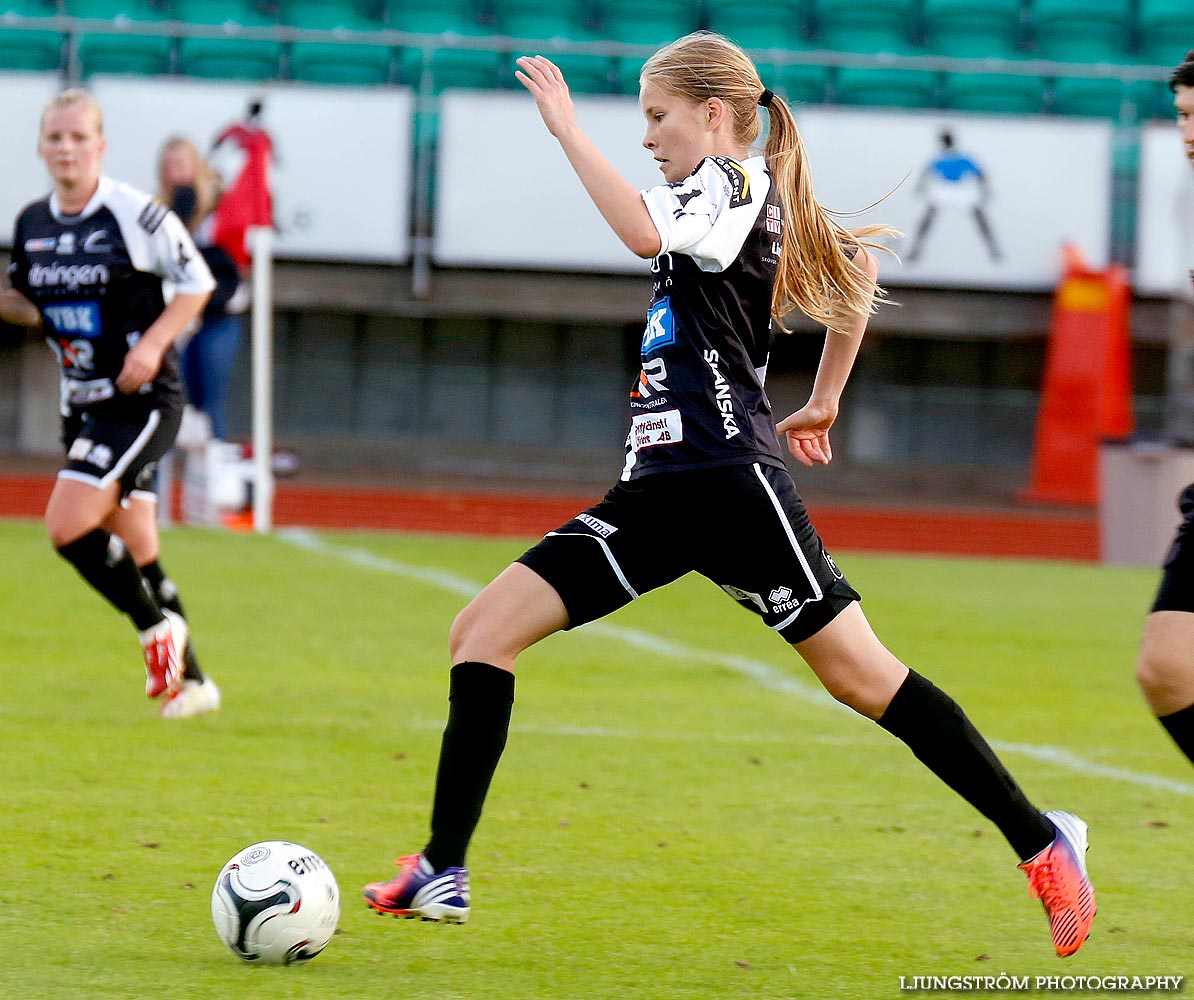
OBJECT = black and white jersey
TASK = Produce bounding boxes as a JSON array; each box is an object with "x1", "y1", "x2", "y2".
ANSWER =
[
  {"x1": 9, "y1": 176, "x2": 215, "y2": 417},
  {"x1": 623, "y1": 155, "x2": 787, "y2": 481}
]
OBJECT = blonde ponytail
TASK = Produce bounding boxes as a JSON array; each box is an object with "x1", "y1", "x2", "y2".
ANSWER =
[
  {"x1": 762, "y1": 93, "x2": 897, "y2": 334},
  {"x1": 642, "y1": 32, "x2": 896, "y2": 335}
]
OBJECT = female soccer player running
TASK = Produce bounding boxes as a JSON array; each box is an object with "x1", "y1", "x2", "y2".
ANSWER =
[
  {"x1": 364, "y1": 33, "x2": 1095, "y2": 956},
  {"x1": 0, "y1": 90, "x2": 221, "y2": 718},
  {"x1": 1135, "y1": 51, "x2": 1194, "y2": 770}
]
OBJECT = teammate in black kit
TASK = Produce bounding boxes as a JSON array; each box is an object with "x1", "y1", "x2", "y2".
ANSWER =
[
  {"x1": 0, "y1": 90, "x2": 221, "y2": 718},
  {"x1": 1135, "y1": 51, "x2": 1194, "y2": 767},
  {"x1": 364, "y1": 33, "x2": 1095, "y2": 956}
]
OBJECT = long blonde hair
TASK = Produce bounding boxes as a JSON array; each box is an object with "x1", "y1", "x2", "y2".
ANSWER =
[
  {"x1": 155, "y1": 135, "x2": 222, "y2": 231},
  {"x1": 640, "y1": 32, "x2": 896, "y2": 334}
]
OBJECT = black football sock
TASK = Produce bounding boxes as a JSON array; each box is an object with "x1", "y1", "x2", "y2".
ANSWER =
[
  {"x1": 139, "y1": 559, "x2": 205, "y2": 682},
  {"x1": 1158, "y1": 702, "x2": 1194, "y2": 767},
  {"x1": 56, "y1": 528, "x2": 164, "y2": 632},
  {"x1": 878, "y1": 669, "x2": 1056, "y2": 862},
  {"x1": 423, "y1": 661, "x2": 516, "y2": 872}
]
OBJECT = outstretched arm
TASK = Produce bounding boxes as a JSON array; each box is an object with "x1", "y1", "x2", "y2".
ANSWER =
[
  {"x1": 515, "y1": 55, "x2": 661, "y2": 259},
  {"x1": 775, "y1": 248, "x2": 880, "y2": 467}
]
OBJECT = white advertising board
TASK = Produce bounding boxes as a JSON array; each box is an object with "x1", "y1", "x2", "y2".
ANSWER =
[
  {"x1": 435, "y1": 90, "x2": 658, "y2": 274},
  {"x1": 436, "y1": 95, "x2": 1113, "y2": 291},
  {"x1": 88, "y1": 77, "x2": 412, "y2": 263},
  {"x1": 0, "y1": 72, "x2": 76, "y2": 245},
  {"x1": 1136, "y1": 120, "x2": 1194, "y2": 298},
  {"x1": 794, "y1": 108, "x2": 1112, "y2": 290}
]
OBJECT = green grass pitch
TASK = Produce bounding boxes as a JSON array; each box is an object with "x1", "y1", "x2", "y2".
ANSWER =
[{"x1": 0, "y1": 518, "x2": 1190, "y2": 999}]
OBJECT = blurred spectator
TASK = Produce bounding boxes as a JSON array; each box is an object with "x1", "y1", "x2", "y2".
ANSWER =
[{"x1": 157, "y1": 136, "x2": 245, "y2": 442}]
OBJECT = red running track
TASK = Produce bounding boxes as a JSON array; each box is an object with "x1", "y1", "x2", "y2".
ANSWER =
[{"x1": 0, "y1": 475, "x2": 1099, "y2": 561}]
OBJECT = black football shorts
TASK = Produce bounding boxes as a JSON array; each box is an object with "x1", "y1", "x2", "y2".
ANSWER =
[
  {"x1": 1151, "y1": 483, "x2": 1194, "y2": 614},
  {"x1": 60, "y1": 403, "x2": 181, "y2": 501},
  {"x1": 517, "y1": 462, "x2": 860, "y2": 644}
]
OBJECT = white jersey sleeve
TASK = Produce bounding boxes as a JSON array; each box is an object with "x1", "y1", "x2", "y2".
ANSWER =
[
  {"x1": 107, "y1": 179, "x2": 216, "y2": 296},
  {"x1": 640, "y1": 156, "x2": 772, "y2": 273}
]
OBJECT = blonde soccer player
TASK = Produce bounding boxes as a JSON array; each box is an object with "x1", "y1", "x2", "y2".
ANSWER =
[
  {"x1": 364, "y1": 33, "x2": 1095, "y2": 957},
  {"x1": 0, "y1": 90, "x2": 220, "y2": 718}
]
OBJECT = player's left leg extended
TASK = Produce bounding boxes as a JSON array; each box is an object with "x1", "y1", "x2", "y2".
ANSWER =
[{"x1": 794, "y1": 603, "x2": 1095, "y2": 957}]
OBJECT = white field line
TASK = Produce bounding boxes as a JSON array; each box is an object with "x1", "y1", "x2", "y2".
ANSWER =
[{"x1": 279, "y1": 528, "x2": 1194, "y2": 798}]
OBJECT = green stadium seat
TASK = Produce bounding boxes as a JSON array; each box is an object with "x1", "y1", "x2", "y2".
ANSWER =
[
  {"x1": 281, "y1": 0, "x2": 385, "y2": 28},
  {"x1": 1050, "y1": 75, "x2": 1133, "y2": 119},
  {"x1": 944, "y1": 68, "x2": 1046, "y2": 114},
  {"x1": 386, "y1": 0, "x2": 482, "y2": 35},
  {"x1": 430, "y1": 44, "x2": 504, "y2": 90},
  {"x1": 174, "y1": 0, "x2": 283, "y2": 79},
  {"x1": 1137, "y1": 79, "x2": 1175, "y2": 120},
  {"x1": 705, "y1": 0, "x2": 807, "y2": 53},
  {"x1": 493, "y1": 0, "x2": 590, "y2": 40},
  {"x1": 922, "y1": 0, "x2": 1022, "y2": 59},
  {"x1": 776, "y1": 60, "x2": 831, "y2": 105},
  {"x1": 1138, "y1": 0, "x2": 1194, "y2": 67},
  {"x1": 835, "y1": 64, "x2": 939, "y2": 109},
  {"x1": 66, "y1": 0, "x2": 174, "y2": 76},
  {"x1": 814, "y1": 0, "x2": 914, "y2": 54},
  {"x1": 282, "y1": 0, "x2": 393, "y2": 84},
  {"x1": 1031, "y1": 0, "x2": 1131, "y2": 63},
  {"x1": 547, "y1": 50, "x2": 616, "y2": 94},
  {"x1": 0, "y1": 0, "x2": 62, "y2": 71},
  {"x1": 598, "y1": 0, "x2": 701, "y2": 47}
]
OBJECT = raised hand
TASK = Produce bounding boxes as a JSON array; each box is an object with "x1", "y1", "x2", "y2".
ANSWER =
[{"x1": 515, "y1": 55, "x2": 577, "y2": 138}]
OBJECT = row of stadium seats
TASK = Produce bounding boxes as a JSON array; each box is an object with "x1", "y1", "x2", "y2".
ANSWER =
[
  {"x1": 9, "y1": 0, "x2": 1190, "y2": 65},
  {"x1": 0, "y1": 0, "x2": 1183, "y2": 120}
]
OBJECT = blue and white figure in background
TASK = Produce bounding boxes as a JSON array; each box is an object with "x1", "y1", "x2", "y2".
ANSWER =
[{"x1": 908, "y1": 130, "x2": 1002, "y2": 264}]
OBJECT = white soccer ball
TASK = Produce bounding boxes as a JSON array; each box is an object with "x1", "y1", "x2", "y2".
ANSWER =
[{"x1": 211, "y1": 841, "x2": 340, "y2": 965}]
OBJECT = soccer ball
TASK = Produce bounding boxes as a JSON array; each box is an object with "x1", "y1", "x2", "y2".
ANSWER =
[{"x1": 211, "y1": 841, "x2": 340, "y2": 965}]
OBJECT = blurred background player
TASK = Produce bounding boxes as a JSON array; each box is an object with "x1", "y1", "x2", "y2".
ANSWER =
[
  {"x1": 1135, "y1": 50, "x2": 1194, "y2": 766},
  {"x1": 364, "y1": 33, "x2": 1095, "y2": 958},
  {"x1": 0, "y1": 89, "x2": 221, "y2": 718},
  {"x1": 156, "y1": 135, "x2": 245, "y2": 444}
]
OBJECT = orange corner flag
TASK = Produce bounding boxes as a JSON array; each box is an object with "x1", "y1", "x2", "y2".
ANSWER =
[{"x1": 1022, "y1": 245, "x2": 1133, "y2": 506}]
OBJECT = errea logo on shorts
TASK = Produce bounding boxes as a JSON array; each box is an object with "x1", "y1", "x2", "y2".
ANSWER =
[
  {"x1": 768, "y1": 585, "x2": 804, "y2": 613},
  {"x1": 67, "y1": 436, "x2": 113, "y2": 469}
]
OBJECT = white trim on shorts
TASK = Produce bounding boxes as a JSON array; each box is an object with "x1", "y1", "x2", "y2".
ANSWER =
[
  {"x1": 750, "y1": 463, "x2": 823, "y2": 632},
  {"x1": 57, "y1": 409, "x2": 163, "y2": 491},
  {"x1": 544, "y1": 530, "x2": 640, "y2": 600}
]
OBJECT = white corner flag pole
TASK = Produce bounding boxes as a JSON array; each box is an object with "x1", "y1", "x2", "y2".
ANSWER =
[{"x1": 248, "y1": 226, "x2": 274, "y2": 534}]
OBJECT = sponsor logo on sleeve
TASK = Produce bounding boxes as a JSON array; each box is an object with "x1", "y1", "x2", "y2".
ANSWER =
[{"x1": 710, "y1": 157, "x2": 750, "y2": 207}]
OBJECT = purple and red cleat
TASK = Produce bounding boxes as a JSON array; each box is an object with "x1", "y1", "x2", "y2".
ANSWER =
[{"x1": 364, "y1": 854, "x2": 470, "y2": 923}]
